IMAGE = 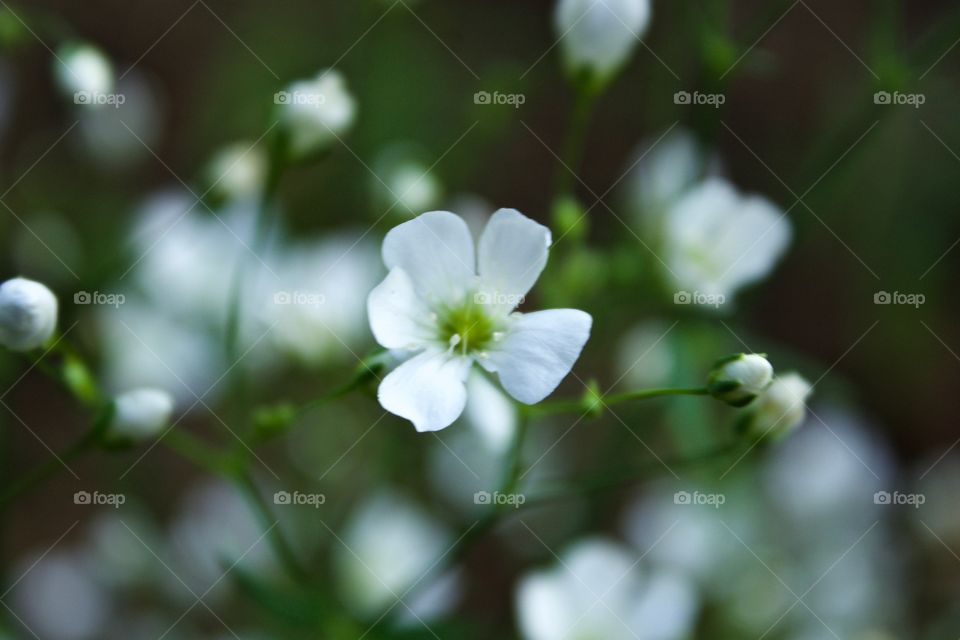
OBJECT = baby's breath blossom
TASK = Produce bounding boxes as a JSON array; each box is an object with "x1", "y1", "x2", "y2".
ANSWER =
[
  {"x1": 367, "y1": 209, "x2": 592, "y2": 431},
  {"x1": 54, "y1": 42, "x2": 114, "y2": 101},
  {"x1": 206, "y1": 141, "x2": 267, "y2": 202},
  {"x1": 554, "y1": 0, "x2": 652, "y2": 85},
  {"x1": 108, "y1": 388, "x2": 174, "y2": 442},
  {"x1": 663, "y1": 177, "x2": 792, "y2": 304},
  {"x1": 516, "y1": 538, "x2": 697, "y2": 640},
  {"x1": 0, "y1": 277, "x2": 58, "y2": 351},
  {"x1": 277, "y1": 69, "x2": 356, "y2": 159},
  {"x1": 708, "y1": 353, "x2": 773, "y2": 407},
  {"x1": 746, "y1": 373, "x2": 812, "y2": 439}
]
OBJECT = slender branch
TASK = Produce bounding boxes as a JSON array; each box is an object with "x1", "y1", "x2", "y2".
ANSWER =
[
  {"x1": 234, "y1": 470, "x2": 309, "y2": 584},
  {"x1": 526, "y1": 385, "x2": 710, "y2": 417}
]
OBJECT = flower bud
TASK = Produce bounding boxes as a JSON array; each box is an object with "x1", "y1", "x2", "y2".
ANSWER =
[
  {"x1": 0, "y1": 277, "x2": 58, "y2": 351},
  {"x1": 277, "y1": 69, "x2": 356, "y2": 160},
  {"x1": 108, "y1": 388, "x2": 174, "y2": 442},
  {"x1": 745, "y1": 373, "x2": 812, "y2": 440},
  {"x1": 707, "y1": 353, "x2": 773, "y2": 407},
  {"x1": 55, "y1": 42, "x2": 114, "y2": 101},
  {"x1": 554, "y1": 0, "x2": 651, "y2": 86}
]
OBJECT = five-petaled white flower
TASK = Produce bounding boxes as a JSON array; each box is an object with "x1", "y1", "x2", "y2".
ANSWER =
[{"x1": 368, "y1": 210, "x2": 592, "y2": 432}]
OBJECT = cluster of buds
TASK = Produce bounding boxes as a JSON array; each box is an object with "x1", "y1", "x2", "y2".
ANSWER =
[{"x1": 708, "y1": 353, "x2": 812, "y2": 440}]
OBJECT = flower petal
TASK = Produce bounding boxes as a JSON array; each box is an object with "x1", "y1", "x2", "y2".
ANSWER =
[
  {"x1": 378, "y1": 350, "x2": 472, "y2": 432},
  {"x1": 367, "y1": 267, "x2": 434, "y2": 350},
  {"x1": 382, "y1": 211, "x2": 476, "y2": 302},
  {"x1": 483, "y1": 309, "x2": 592, "y2": 404},
  {"x1": 477, "y1": 209, "x2": 551, "y2": 310}
]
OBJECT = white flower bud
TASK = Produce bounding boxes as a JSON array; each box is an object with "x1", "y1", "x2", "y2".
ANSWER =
[
  {"x1": 206, "y1": 141, "x2": 267, "y2": 201},
  {"x1": 55, "y1": 42, "x2": 114, "y2": 101},
  {"x1": 746, "y1": 373, "x2": 812, "y2": 440},
  {"x1": 0, "y1": 277, "x2": 58, "y2": 351},
  {"x1": 554, "y1": 0, "x2": 652, "y2": 84},
  {"x1": 109, "y1": 388, "x2": 174, "y2": 442},
  {"x1": 277, "y1": 69, "x2": 356, "y2": 159},
  {"x1": 708, "y1": 353, "x2": 773, "y2": 407}
]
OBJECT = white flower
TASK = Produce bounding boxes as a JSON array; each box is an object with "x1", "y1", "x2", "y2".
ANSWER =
[
  {"x1": 663, "y1": 177, "x2": 792, "y2": 302},
  {"x1": 367, "y1": 209, "x2": 592, "y2": 431},
  {"x1": 206, "y1": 141, "x2": 267, "y2": 201},
  {"x1": 516, "y1": 538, "x2": 697, "y2": 640},
  {"x1": 554, "y1": 0, "x2": 652, "y2": 83},
  {"x1": 265, "y1": 233, "x2": 381, "y2": 365},
  {"x1": 54, "y1": 42, "x2": 114, "y2": 100},
  {"x1": 336, "y1": 491, "x2": 460, "y2": 619},
  {"x1": 108, "y1": 388, "x2": 174, "y2": 442},
  {"x1": 708, "y1": 353, "x2": 773, "y2": 407},
  {"x1": 626, "y1": 128, "x2": 705, "y2": 220},
  {"x1": 278, "y1": 69, "x2": 356, "y2": 158},
  {"x1": 11, "y1": 550, "x2": 110, "y2": 640},
  {"x1": 0, "y1": 277, "x2": 58, "y2": 351},
  {"x1": 747, "y1": 373, "x2": 812, "y2": 439}
]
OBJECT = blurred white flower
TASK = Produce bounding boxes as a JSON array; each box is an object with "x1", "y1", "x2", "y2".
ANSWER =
[
  {"x1": 11, "y1": 549, "x2": 111, "y2": 640},
  {"x1": 626, "y1": 128, "x2": 705, "y2": 220},
  {"x1": 765, "y1": 409, "x2": 894, "y2": 527},
  {"x1": 382, "y1": 160, "x2": 443, "y2": 216},
  {"x1": 708, "y1": 353, "x2": 773, "y2": 407},
  {"x1": 516, "y1": 537, "x2": 697, "y2": 640},
  {"x1": 278, "y1": 69, "x2": 356, "y2": 158},
  {"x1": 108, "y1": 388, "x2": 174, "y2": 442},
  {"x1": 464, "y1": 371, "x2": 518, "y2": 453},
  {"x1": 368, "y1": 209, "x2": 592, "y2": 431},
  {"x1": 78, "y1": 71, "x2": 163, "y2": 167},
  {"x1": 206, "y1": 141, "x2": 268, "y2": 202},
  {"x1": 0, "y1": 276, "x2": 58, "y2": 351},
  {"x1": 746, "y1": 373, "x2": 812, "y2": 439},
  {"x1": 264, "y1": 233, "x2": 380, "y2": 365},
  {"x1": 98, "y1": 301, "x2": 223, "y2": 403},
  {"x1": 554, "y1": 0, "x2": 652, "y2": 83},
  {"x1": 663, "y1": 177, "x2": 792, "y2": 303},
  {"x1": 83, "y1": 508, "x2": 164, "y2": 589},
  {"x1": 167, "y1": 481, "x2": 277, "y2": 602},
  {"x1": 54, "y1": 42, "x2": 114, "y2": 102},
  {"x1": 336, "y1": 490, "x2": 460, "y2": 619}
]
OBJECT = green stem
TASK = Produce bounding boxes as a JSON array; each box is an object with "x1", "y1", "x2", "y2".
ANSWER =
[
  {"x1": 223, "y1": 132, "x2": 287, "y2": 399},
  {"x1": 525, "y1": 386, "x2": 710, "y2": 417},
  {"x1": 234, "y1": 470, "x2": 309, "y2": 584},
  {"x1": 604, "y1": 386, "x2": 710, "y2": 404},
  {"x1": 557, "y1": 83, "x2": 600, "y2": 198}
]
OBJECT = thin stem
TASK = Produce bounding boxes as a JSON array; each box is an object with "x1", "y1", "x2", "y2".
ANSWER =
[
  {"x1": 234, "y1": 470, "x2": 309, "y2": 584},
  {"x1": 557, "y1": 83, "x2": 599, "y2": 198},
  {"x1": 604, "y1": 386, "x2": 709, "y2": 404},
  {"x1": 525, "y1": 386, "x2": 710, "y2": 417}
]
